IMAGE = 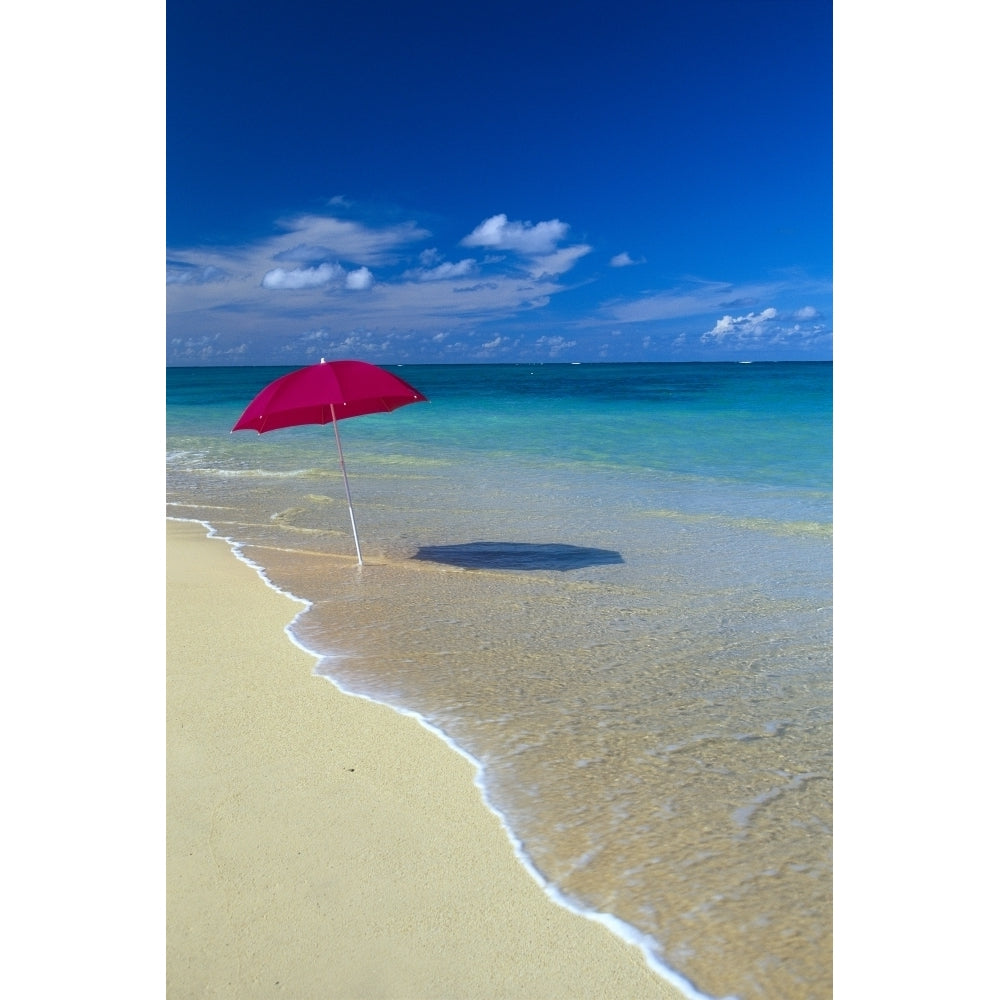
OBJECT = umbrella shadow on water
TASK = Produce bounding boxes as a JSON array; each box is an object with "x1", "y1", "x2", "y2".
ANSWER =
[{"x1": 410, "y1": 541, "x2": 624, "y2": 571}]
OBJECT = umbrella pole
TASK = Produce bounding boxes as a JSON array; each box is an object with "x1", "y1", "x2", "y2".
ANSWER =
[{"x1": 331, "y1": 413, "x2": 364, "y2": 566}]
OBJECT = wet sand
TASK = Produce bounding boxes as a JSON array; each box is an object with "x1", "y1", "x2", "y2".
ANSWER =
[{"x1": 166, "y1": 519, "x2": 683, "y2": 999}]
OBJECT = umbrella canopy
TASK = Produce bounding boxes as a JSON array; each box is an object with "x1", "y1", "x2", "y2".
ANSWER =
[
  {"x1": 232, "y1": 359, "x2": 428, "y2": 565},
  {"x1": 232, "y1": 358, "x2": 427, "y2": 433}
]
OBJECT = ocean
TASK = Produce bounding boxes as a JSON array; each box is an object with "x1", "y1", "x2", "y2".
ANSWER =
[{"x1": 166, "y1": 361, "x2": 832, "y2": 1000}]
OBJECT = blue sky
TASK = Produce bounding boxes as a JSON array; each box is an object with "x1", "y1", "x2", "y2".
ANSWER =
[{"x1": 167, "y1": 0, "x2": 831, "y2": 365}]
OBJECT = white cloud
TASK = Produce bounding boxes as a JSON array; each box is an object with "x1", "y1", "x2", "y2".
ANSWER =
[
  {"x1": 535, "y1": 335, "x2": 577, "y2": 357},
  {"x1": 459, "y1": 213, "x2": 591, "y2": 280},
  {"x1": 167, "y1": 333, "x2": 248, "y2": 361},
  {"x1": 271, "y1": 213, "x2": 430, "y2": 266},
  {"x1": 272, "y1": 243, "x2": 336, "y2": 264},
  {"x1": 261, "y1": 262, "x2": 341, "y2": 289},
  {"x1": 345, "y1": 266, "x2": 373, "y2": 290},
  {"x1": 599, "y1": 281, "x2": 797, "y2": 326},
  {"x1": 166, "y1": 262, "x2": 229, "y2": 285},
  {"x1": 527, "y1": 244, "x2": 592, "y2": 278},
  {"x1": 610, "y1": 251, "x2": 641, "y2": 267},
  {"x1": 700, "y1": 307, "x2": 783, "y2": 344},
  {"x1": 461, "y1": 213, "x2": 569, "y2": 255},
  {"x1": 407, "y1": 258, "x2": 476, "y2": 281},
  {"x1": 794, "y1": 306, "x2": 818, "y2": 319}
]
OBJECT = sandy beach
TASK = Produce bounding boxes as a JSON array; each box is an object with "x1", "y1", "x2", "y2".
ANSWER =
[{"x1": 166, "y1": 519, "x2": 683, "y2": 999}]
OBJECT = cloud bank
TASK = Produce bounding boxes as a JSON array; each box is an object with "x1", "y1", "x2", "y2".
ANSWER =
[{"x1": 167, "y1": 204, "x2": 831, "y2": 364}]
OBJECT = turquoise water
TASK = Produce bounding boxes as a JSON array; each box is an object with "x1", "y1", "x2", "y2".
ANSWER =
[{"x1": 167, "y1": 362, "x2": 832, "y2": 1000}]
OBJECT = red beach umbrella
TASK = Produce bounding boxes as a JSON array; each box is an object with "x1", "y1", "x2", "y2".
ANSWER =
[{"x1": 232, "y1": 358, "x2": 428, "y2": 566}]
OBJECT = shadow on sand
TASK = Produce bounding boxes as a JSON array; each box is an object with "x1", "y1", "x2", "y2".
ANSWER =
[{"x1": 410, "y1": 541, "x2": 624, "y2": 572}]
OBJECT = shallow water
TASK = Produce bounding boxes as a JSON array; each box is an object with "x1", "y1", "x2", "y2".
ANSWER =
[{"x1": 167, "y1": 362, "x2": 832, "y2": 1000}]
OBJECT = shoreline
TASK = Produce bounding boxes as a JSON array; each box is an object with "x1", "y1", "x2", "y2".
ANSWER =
[{"x1": 166, "y1": 517, "x2": 685, "y2": 999}]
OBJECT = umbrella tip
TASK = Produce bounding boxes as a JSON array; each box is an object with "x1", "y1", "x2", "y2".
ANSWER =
[{"x1": 321, "y1": 357, "x2": 325, "y2": 363}]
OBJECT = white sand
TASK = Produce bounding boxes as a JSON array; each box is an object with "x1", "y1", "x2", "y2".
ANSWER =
[{"x1": 166, "y1": 519, "x2": 683, "y2": 999}]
